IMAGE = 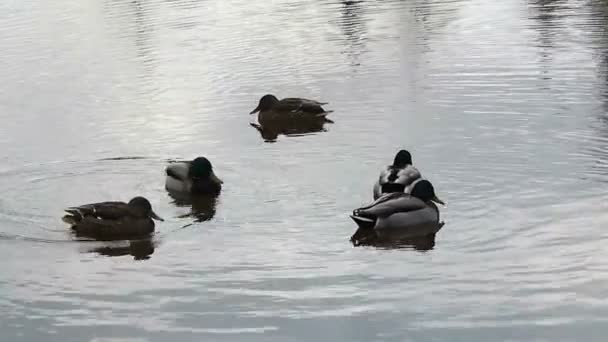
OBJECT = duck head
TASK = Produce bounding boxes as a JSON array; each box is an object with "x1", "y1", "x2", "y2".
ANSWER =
[
  {"x1": 189, "y1": 157, "x2": 213, "y2": 179},
  {"x1": 250, "y1": 94, "x2": 279, "y2": 114},
  {"x1": 189, "y1": 157, "x2": 223, "y2": 184},
  {"x1": 410, "y1": 180, "x2": 445, "y2": 206},
  {"x1": 128, "y1": 196, "x2": 164, "y2": 221},
  {"x1": 393, "y1": 149, "x2": 412, "y2": 168}
]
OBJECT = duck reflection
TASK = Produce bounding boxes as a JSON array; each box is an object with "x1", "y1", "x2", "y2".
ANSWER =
[
  {"x1": 350, "y1": 229, "x2": 438, "y2": 251},
  {"x1": 87, "y1": 238, "x2": 155, "y2": 260},
  {"x1": 350, "y1": 224, "x2": 443, "y2": 252},
  {"x1": 168, "y1": 190, "x2": 218, "y2": 223},
  {"x1": 250, "y1": 120, "x2": 331, "y2": 142}
]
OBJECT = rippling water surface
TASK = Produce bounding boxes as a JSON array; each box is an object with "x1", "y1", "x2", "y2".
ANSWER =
[{"x1": 1, "y1": 0, "x2": 608, "y2": 340}]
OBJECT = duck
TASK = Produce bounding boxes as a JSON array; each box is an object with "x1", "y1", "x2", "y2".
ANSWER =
[
  {"x1": 249, "y1": 94, "x2": 333, "y2": 123},
  {"x1": 351, "y1": 179, "x2": 445, "y2": 245},
  {"x1": 373, "y1": 149, "x2": 421, "y2": 200},
  {"x1": 62, "y1": 196, "x2": 164, "y2": 240},
  {"x1": 165, "y1": 157, "x2": 223, "y2": 196}
]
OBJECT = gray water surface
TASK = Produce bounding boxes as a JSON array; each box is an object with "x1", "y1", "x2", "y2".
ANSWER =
[{"x1": 1, "y1": 0, "x2": 607, "y2": 341}]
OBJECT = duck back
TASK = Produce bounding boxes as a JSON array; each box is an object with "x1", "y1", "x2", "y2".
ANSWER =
[
  {"x1": 165, "y1": 162, "x2": 192, "y2": 192},
  {"x1": 373, "y1": 165, "x2": 421, "y2": 199}
]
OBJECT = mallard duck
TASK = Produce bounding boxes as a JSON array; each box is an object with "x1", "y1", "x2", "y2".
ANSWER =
[
  {"x1": 373, "y1": 149, "x2": 421, "y2": 200},
  {"x1": 249, "y1": 94, "x2": 333, "y2": 123},
  {"x1": 62, "y1": 196, "x2": 164, "y2": 240},
  {"x1": 351, "y1": 179, "x2": 445, "y2": 245},
  {"x1": 165, "y1": 157, "x2": 223, "y2": 195}
]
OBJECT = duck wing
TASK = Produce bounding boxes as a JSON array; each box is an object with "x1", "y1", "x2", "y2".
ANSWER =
[
  {"x1": 355, "y1": 193, "x2": 426, "y2": 218},
  {"x1": 71, "y1": 216, "x2": 122, "y2": 236},
  {"x1": 394, "y1": 165, "x2": 421, "y2": 185},
  {"x1": 377, "y1": 165, "x2": 421, "y2": 194},
  {"x1": 374, "y1": 203, "x2": 441, "y2": 240},
  {"x1": 276, "y1": 98, "x2": 329, "y2": 115},
  {"x1": 71, "y1": 216, "x2": 152, "y2": 239},
  {"x1": 64, "y1": 201, "x2": 132, "y2": 221},
  {"x1": 166, "y1": 162, "x2": 191, "y2": 181}
]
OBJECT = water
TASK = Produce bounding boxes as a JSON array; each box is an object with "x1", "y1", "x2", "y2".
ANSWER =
[{"x1": 1, "y1": 0, "x2": 607, "y2": 340}]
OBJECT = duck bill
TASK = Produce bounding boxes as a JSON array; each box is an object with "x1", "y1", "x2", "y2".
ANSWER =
[
  {"x1": 432, "y1": 195, "x2": 446, "y2": 206},
  {"x1": 249, "y1": 106, "x2": 260, "y2": 114},
  {"x1": 210, "y1": 171, "x2": 223, "y2": 184},
  {"x1": 150, "y1": 211, "x2": 164, "y2": 221}
]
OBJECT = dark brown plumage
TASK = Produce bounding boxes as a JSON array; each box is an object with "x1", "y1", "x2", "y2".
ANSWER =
[
  {"x1": 62, "y1": 196, "x2": 163, "y2": 240},
  {"x1": 250, "y1": 94, "x2": 333, "y2": 123}
]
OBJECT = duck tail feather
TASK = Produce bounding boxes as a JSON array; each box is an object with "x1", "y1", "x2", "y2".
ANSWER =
[
  {"x1": 166, "y1": 168, "x2": 185, "y2": 181},
  {"x1": 62, "y1": 215, "x2": 78, "y2": 225},
  {"x1": 63, "y1": 207, "x2": 84, "y2": 224}
]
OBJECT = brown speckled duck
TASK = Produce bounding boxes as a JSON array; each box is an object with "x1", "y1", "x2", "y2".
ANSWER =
[
  {"x1": 62, "y1": 196, "x2": 163, "y2": 240},
  {"x1": 249, "y1": 94, "x2": 333, "y2": 123}
]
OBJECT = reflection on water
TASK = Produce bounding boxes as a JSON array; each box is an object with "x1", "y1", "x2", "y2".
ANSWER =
[
  {"x1": 373, "y1": 234, "x2": 436, "y2": 252},
  {"x1": 87, "y1": 238, "x2": 156, "y2": 260},
  {"x1": 350, "y1": 226, "x2": 438, "y2": 251},
  {"x1": 1, "y1": 0, "x2": 608, "y2": 340},
  {"x1": 335, "y1": 0, "x2": 367, "y2": 67},
  {"x1": 168, "y1": 191, "x2": 219, "y2": 223},
  {"x1": 591, "y1": 2, "x2": 608, "y2": 99},
  {"x1": 250, "y1": 121, "x2": 331, "y2": 142},
  {"x1": 528, "y1": 0, "x2": 560, "y2": 74}
]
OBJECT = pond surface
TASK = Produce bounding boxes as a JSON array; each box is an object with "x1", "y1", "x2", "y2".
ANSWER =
[{"x1": 0, "y1": 0, "x2": 607, "y2": 341}]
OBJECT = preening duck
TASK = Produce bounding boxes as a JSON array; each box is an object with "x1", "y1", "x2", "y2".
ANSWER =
[
  {"x1": 373, "y1": 149, "x2": 421, "y2": 200},
  {"x1": 352, "y1": 179, "x2": 445, "y2": 245}
]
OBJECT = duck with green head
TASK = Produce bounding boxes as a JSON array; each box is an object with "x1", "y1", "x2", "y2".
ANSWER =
[
  {"x1": 373, "y1": 149, "x2": 422, "y2": 200},
  {"x1": 351, "y1": 179, "x2": 445, "y2": 245},
  {"x1": 250, "y1": 94, "x2": 333, "y2": 123},
  {"x1": 62, "y1": 196, "x2": 164, "y2": 240},
  {"x1": 165, "y1": 157, "x2": 223, "y2": 196}
]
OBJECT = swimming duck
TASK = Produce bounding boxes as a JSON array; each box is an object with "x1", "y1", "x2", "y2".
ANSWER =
[
  {"x1": 62, "y1": 196, "x2": 163, "y2": 240},
  {"x1": 351, "y1": 179, "x2": 445, "y2": 245},
  {"x1": 373, "y1": 149, "x2": 421, "y2": 200},
  {"x1": 249, "y1": 94, "x2": 333, "y2": 123},
  {"x1": 165, "y1": 157, "x2": 223, "y2": 195}
]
